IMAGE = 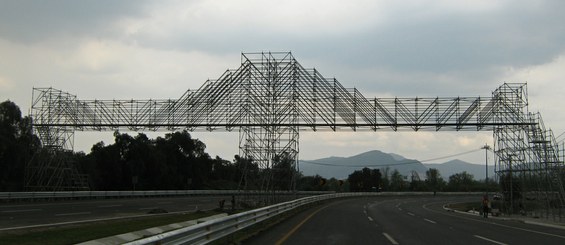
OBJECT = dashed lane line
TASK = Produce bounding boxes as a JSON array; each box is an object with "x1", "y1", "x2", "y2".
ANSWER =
[
  {"x1": 383, "y1": 232, "x2": 399, "y2": 245},
  {"x1": 424, "y1": 218, "x2": 437, "y2": 224},
  {"x1": 474, "y1": 235, "x2": 508, "y2": 245}
]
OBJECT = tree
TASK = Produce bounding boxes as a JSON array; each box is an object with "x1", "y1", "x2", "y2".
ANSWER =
[
  {"x1": 0, "y1": 101, "x2": 40, "y2": 191},
  {"x1": 347, "y1": 167, "x2": 382, "y2": 192},
  {"x1": 207, "y1": 156, "x2": 239, "y2": 189},
  {"x1": 389, "y1": 169, "x2": 406, "y2": 191},
  {"x1": 499, "y1": 172, "x2": 521, "y2": 202},
  {"x1": 272, "y1": 153, "x2": 298, "y2": 191},
  {"x1": 447, "y1": 171, "x2": 475, "y2": 191},
  {"x1": 348, "y1": 170, "x2": 363, "y2": 192},
  {"x1": 380, "y1": 167, "x2": 390, "y2": 191},
  {"x1": 296, "y1": 174, "x2": 328, "y2": 191},
  {"x1": 88, "y1": 141, "x2": 126, "y2": 190},
  {"x1": 233, "y1": 155, "x2": 259, "y2": 190},
  {"x1": 425, "y1": 168, "x2": 446, "y2": 192},
  {"x1": 80, "y1": 130, "x2": 220, "y2": 190}
]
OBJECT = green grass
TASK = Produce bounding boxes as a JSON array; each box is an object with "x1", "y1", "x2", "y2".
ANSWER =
[{"x1": 0, "y1": 210, "x2": 222, "y2": 245}]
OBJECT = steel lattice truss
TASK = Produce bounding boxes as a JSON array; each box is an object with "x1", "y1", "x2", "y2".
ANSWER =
[{"x1": 28, "y1": 52, "x2": 564, "y2": 215}]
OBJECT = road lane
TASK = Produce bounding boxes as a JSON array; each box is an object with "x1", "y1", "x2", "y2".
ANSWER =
[
  {"x1": 246, "y1": 198, "x2": 392, "y2": 244},
  {"x1": 371, "y1": 196, "x2": 565, "y2": 244},
  {"x1": 246, "y1": 196, "x2": 565, "y2": 244},
  {"x1": 422, "y1": 198, "x2": 565, "y2": 242},
  {"x1": 0, "y1": 196, "x2": 228, "y2": 230},
  {"x1": 281, "y1": 198, "x2": 390, "y2": 244}
]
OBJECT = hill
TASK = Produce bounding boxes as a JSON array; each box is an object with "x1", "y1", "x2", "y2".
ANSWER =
[
  {"x1": 300, "y1": 150, "x2": 428, "y2": 179},
  {"x1": 301, "y1": 151, "x2": 494, "y2": 180}
]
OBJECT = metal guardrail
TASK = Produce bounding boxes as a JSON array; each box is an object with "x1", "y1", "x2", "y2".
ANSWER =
[
  {"x1": 124, "y1": 192, "x2": 485, "y2": 245},
  {"x1": 0, "y1": 190, "x2": 333, "y2": 201},
  {"x1": 125, "y1": 193, "x2": 376, "y2": 245}
]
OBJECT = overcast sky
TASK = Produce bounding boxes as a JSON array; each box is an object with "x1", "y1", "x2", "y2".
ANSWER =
[{"x1": 1, "y1": 0, "x2": 564, "y2": 169}]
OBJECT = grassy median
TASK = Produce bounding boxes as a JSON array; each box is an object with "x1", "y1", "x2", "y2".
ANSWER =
[{"x1": 0, "y1": 210, "x2": 222, "y2": 245}]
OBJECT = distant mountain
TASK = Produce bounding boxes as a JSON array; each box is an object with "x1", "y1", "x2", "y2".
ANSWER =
[
  {"x1": 300, "y1": 150, "x2": 428, "y2": 179},
  {"x1": 424, "y1": 159, "x2": 495, "y2": 180},
  {"x1": 388, "y1": 153, "x2": 408, "y2": 161},
  {"x1": 301, "y1": 150, "x2": 495, "y2": 180}
]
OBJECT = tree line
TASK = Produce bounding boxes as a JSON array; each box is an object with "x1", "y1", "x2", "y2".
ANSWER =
[
  {"x1": 0, "y1": 101, "x2": 40, "y2": 191},
  {"x1": 1, "y1": 100, "x2": 497, "y2": 192},
  {"x1": 347, "y1": 167, "x2": 498, "y2": 192}
]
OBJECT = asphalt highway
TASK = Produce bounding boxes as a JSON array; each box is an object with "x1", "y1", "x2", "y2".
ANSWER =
[
  {"x1": 245, "y1": 195, "x2": 565, "y2": 244},
  {"x1": 0, "y1": 196, "x2": 230, "y2": 231}
]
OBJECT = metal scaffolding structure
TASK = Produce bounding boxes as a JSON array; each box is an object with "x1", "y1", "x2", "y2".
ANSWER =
[
  {"x1": 491, "y1": 84, "x2": 565, "y2": 219},
  {"x1": 28, "y1": 52, "x2": 564, "y2": 217}
]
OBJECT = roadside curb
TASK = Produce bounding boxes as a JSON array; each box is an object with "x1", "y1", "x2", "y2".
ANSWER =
[
  {"x1": 442, "y1": 204, "x2": 565, "y2": 230},
  {"x1": 522, "y1": 220, "x2": 565, "y2": 230}
]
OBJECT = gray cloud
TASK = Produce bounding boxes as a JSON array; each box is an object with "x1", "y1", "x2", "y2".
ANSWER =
[
  {"x1": 322, "y1": 3, "x2": 564, "y2": 71},
  {"x1": 1, "y1": 0, "x2": 564, "y2": 164},
  {"x1": 111, "y1": 0, "x2": 565, "y2": 101},
  {"x1": 0, "y1": 0, "x2": 149, "y2": 43}
]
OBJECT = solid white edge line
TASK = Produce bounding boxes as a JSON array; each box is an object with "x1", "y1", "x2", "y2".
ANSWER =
[
  {"x1": 383, "y1": 232, "x2": 399, "y2": 245},
  {"x1": 0, "y1": 209, "x2": 207, "y2": 232},
  {"x1": 1, "y1": 209, "x2": 42, "y2": 213},
  {"x1": 474, "y1": 235, "x2": 508, "y2": 245}
]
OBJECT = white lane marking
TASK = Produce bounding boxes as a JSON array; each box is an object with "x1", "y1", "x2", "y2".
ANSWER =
[
  {"x1": 422, "y1": 202, "x2": 565, "y2": 239},
  {"x1": 55, "y1": 212, "x2": 91, "y2": 216},
  {"x1": 1, "y1": 210, "x2": 192, "y2": 232},
  {"x1": 398, "y1": 208, "x2": 402, "y2": 211},
  {"x1": 98, "y1": 204, "x2": 122, "y2": 208},
  {"x1": 1, "y1": 209, "x2": 42, "y2": 213},
  {"x1": 424, "y1": 218, "x2": 436, "y2": 224},
  {"x1": 407, "y1": 212, "x2": 415, "y2": 216},
  {"x1": 383, "y1": 232, "x2": 399, "y2": 245},
  {"x1": 474, "y1": 235, "x2": 508, "y2": 245},
  {"x1": 368, "y1": 216, "x2": 373, "y2": 222}
]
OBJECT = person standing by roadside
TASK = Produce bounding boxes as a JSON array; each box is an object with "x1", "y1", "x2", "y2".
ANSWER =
[{"x1": 482, "y1": 195, "x2": 490, "y2": 218}]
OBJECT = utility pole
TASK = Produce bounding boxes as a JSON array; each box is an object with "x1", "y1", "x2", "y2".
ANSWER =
[{"x1": 482, "y1": 144, "x2": 491, "y2": 196}]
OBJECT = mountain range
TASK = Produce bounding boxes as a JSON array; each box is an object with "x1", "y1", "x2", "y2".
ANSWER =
[{"x1": 300, "y1": 150, "x2": 495, "y2": 180}]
